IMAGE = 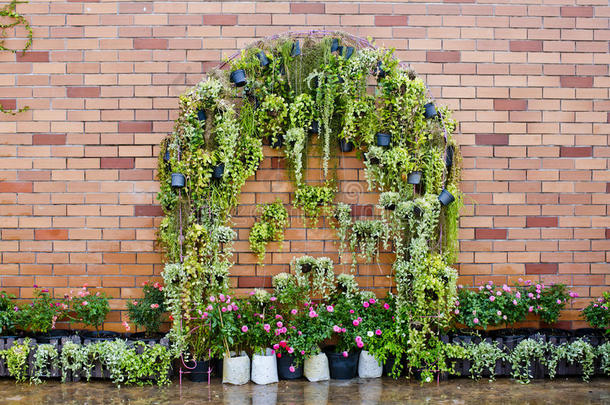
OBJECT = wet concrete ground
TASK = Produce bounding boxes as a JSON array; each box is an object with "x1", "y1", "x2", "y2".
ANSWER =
[{"x1": 1, "y1": 377, "x2": 609, "y2": 405}]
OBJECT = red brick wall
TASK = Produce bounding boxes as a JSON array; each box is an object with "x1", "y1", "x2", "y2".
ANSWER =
[{"x1": 1, "y1": 1, "x2": 608, "y2": 331}]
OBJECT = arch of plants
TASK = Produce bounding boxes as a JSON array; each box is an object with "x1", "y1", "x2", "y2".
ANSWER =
[{"x1": 157, "y1": 31, "x2": 463, "y2": 381}]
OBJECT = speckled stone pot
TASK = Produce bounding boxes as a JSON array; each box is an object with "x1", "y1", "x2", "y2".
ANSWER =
[
  {"x1": 304, "y1": 353, "x2": 330, "y2": 382},
  {"x1": 358, "y1": 350, "x2": 383, "y2": 378},
  {"x1": 222, "y1": 352, "x2": 250, "y2": 385},
  {"x1": 251, "y1": 349, "x2": 278, "y2": 385}
]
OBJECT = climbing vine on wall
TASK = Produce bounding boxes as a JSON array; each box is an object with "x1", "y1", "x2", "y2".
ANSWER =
[{"x1": 158, "y1": 32, "x2": 462, "y2": 367}]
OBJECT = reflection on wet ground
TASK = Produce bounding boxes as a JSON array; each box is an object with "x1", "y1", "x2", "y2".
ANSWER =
[{"x1": 1, "y1": 377, "x2": 609, "y2": 405}]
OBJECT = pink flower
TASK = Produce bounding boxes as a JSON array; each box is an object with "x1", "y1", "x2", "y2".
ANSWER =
[
  {"x1": 300, "y1": 350, "x2": 305, "y2": 355},
  {"x1": 513, "y1": 300, "x2": 518, "y2": 305},
  {"x1": 219, "y1": 294, "x2": 225, "y2": 302},
  {"x1": 287, "y1": 347, "x2": 294, "y2": 354},
  {"x1": 209, "y1": 296, "x2": 215, "y2": 302},
  {"x1": 326, "y1": 305, "x2": 334, "y2": 312},
  {"x1": 497, "y1": 310, "x2": 502, "y2": 316},
  {"x1": 363, "y1": 302, "x2": 370, "y2": 308},
  {"x1": 132, "y1": 301, "x2": 138, "y2": 306},
  {"x1": 383, "y1": 303, "x2": 390, "y2": 310},
  {"x1": 309, "y1": 310, "x2": 317, "y2": 318},
  {"x1": 82, "y1": 301, "x2": 88, "y2": 306},
  {"x1": 333, "y1": 325, "x2": 341, "y2": 333},
  {"x1": 241, "y1": 325, "x2": 248, "y2": 333},
  {"x1": 454, "y1": 309, "x2": 460, "y2": 315},
  {"x1": 355, "y1": 336, "x2": 362, "y2": 342},
  {"x1": 349, "y1": 309, "x2": 355, "y2": 314},
  {"x1": 375, "y1": 329, "x2": 382, "y2": 336},
  {"x1": 489, "y1": 296, "x2": 495, "y2": 302},
  {"x1": 291, "y1": 309, "x2": 298, "y2": 315},
  {"x1": 528, "y1": 293, "x2": 534, "y2": 298},
  {"x1": 289, "y1": 366, "x2": 295, "y2": 373},
  {"x1": 357, "y1": 341, "x2": 364, "y2": 348},
  {"x1": 122, "y1": 321, "x2": 130, "y2": 332},
  {"x1": 273, "y1": 343, "x2": 279, "y2": 350},
  {"x1": 528, "y1": 306, "x2": 534, "y2": 312},
  {"x1": 221, "y1": 307, "x2": 227, "y2": 312},
  {"x1": 264, "y1": 324, "x2": 271, "y2": 332},
  {"x1": 515, "y1": 292, "x2": 521, "y2": 299},
  {"x1": 150, "y1": 303, "x2": 159, "y2": 309},
  {"x1": 503, "y1": 315, "x2": 507, "y2": 320},
  {"x1": 369, "y1": 298, "x2": 376, "y2": 304},
  {"x1": 556, "y1": 299, "x2": 562, "y2": 304},
  {"x1": 496, "y1": 291, "x2": 502, "y2": 296},
  {"x1": 473, "y1": 318, "x2": 479, "y2": 324},
  {"x1": 342, "y1": 351, "x2": 348, "y2": 358},
  {"x1": 270, "y1": 296, "x2": 277, "y2": 302},
  {"x1": 352, "y1": 319, "x2": 359, "y2": 326},
  {"x1": 478, "y1": 286, "x2": 484, "y2": 291},
  {"x1": 207, "y1": 305, "x2": 213, "y2": 311},
  {"x1": 277, "y1": 321, "x2": 283, "y2": 328},
  {"x1": 518, "y1": 278, "x2": 523, "y2": 283}
]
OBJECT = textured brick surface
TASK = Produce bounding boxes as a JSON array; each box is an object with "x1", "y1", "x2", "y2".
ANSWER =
[{"x1": 0, "y1": 1, "x2": 608, "y2": 331}]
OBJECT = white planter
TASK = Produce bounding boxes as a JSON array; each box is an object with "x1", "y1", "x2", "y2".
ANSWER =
[
  {"x1": 222, "y1": 352, "x2": 250, "y2": 385},
  {"x1": 251, "y1": 348, "x2": 278, "y2": 385},
  {"x1": 358, "y1": 350, "x2": 382, "y2": 378},
  {"x1": 304, "y1": 352, "x2": 330, "y2": 382}
]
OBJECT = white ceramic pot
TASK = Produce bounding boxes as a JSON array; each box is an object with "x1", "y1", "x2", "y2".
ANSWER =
[
  {"x1": 222, "y1": 351, "x2": 250, "y2": 385},
  {"x1": 358, "y1": 350, "x2": 382, "y2": 378},
  {"x1": 304, "y1": 352, "x2": 330, "y2": 382},
  {"x1": 251, "y1": 348, "x2": 278, "y2": 385}
]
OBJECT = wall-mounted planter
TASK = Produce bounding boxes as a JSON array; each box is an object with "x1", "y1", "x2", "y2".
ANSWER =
[
  {"x1": 309, "y1": 121, "x2": 319, "y2": 135},
  {"x1": 257, "y1": 51, "x2": 269, "y2": 67},
  {"x1": 376, "y1": 61, "x2": 386, "y2": 79},
  {"x1": 376, "y1": 132, "x2": 391, "y2": 147},
  {"x1": 197, "y1": 109, "x2": 206, "y2": 122},
  {"x1": 291, "y1": 40, "x2": 301, "y2": 57},
  {"x1": 330, "y1": 38, "x2": 339, "y2": 52},
  {"x1": 407, "y1": 171, "x2": 422, "y2": 185},
  {"x1": 277, "y1": 353, "x2": 303, "y2": 380},
  {"x1": 300, "y1": 263, "x2": 312, "y2": 274},
  {"x1": 171, "y1": 173, "x2": 185, "y2": 188},
  {"x1": 438, "y1": 189, "x2": 455, "y2": 206},
  {"x1": 163, "y1": 150, "x2": 170, "y2": 163},
  {"x1": 339, "y1": 139, "x2": 354, "y2": 152},
  {"x1": 344, "y1": 46, "x2": 354, "y2": 60},
  {"x1": 424, "y1": 102, "x2": 437, "y2": 119},
  {"x1": 327, "y1": 350, "x2": 359, "y2": 380},
  {"x1": 212, "y1": 163, "x2": 225, "y2": 179},
  {"x1": 445, "y1": 145, "x2": 454, "y2": 168},
  {"x1": 230, "y1": 69, "x2": 247, "y2": 87}
]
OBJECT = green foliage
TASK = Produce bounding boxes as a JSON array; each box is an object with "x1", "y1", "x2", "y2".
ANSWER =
[
  {"x1": 127, "y1": 281, "x2": 166, "y2": 336},
  {"x1": 257, "y1": 93, "x2": 288, "y2": 146},
  {"x1": 598, "y1": 342, "x2": 610, "y2": 376},
  {"x1": 0, "y1": 291, "x2": 17, "y2": 335},
  {"x1": 292, "y1": 256, "x2": 336, "y2": 300},
  {"x1": 294, "y1": 184, "x2": 335, "y2": 226},
  {"x1": 16, "y1": 288, "x2": 64, "y2": 334},
  {"x1": 564, "y1": 338, "x2": 596, "y2": 382},
  {"x1": 30, "y1": 343, "x2": 58, "y2": 384},
  {"x1": 1, "y1": 338, "x2": 31, "y2": 382},
  {"x1": 508, "y1": 338, "x2": 546, "y2": 384},
  {"x1": 348, "y1": 219, "x2": 390, "y2": 266},
  {"x1": 581, "y1": 291, "x2": 610, "y2": 330},
  {"x1": 59, "y1": 340, "x2": 91, "y2": 382},
  {"x1": 249, "y1": 199, "x2": 289, "y2": 263},
  {"x1": 67, "y1": 287, "x2": 110, "y2": 332},
  {"x1": 462, "y1": 340, "x2": 505, "y2": 381}
]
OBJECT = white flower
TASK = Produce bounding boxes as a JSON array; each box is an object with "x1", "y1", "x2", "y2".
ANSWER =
[{"x1": 367, "y1": 331, "x2": 374, "y2": 337}]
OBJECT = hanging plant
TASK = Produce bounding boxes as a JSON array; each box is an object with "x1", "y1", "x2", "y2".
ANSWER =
[
  {"x1": 249, "y1": 199, "x2": 289, "y2": 263},
  {"x1": 293, "y1": 184, "x2": 335, "y2": 226}
]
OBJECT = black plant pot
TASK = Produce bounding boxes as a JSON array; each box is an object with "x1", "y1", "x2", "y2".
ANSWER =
[
  {"x1": 257, "y1": 51, "x2": 269, "y2": 67},
  {"x1": 344, "y1": 46, "x2": 354, "y2": 60},
  {"x1": 309, "y1": 121, "x2": 319, "y2": 135},
  {"x1": 376, "y1": 132, "x2": 391, "y2": 147},
  {"x1": 424, "y1": 102, "x2": 437, "y2": 119},
  {"x1": 339, "y1": 139, "x2": 354, "y2": 152},
  {"x1": 331, "y1": 38, "x2": 340, "y2": 52},
  {"x1": 229, "y1": 69, "x2": 246, "y2": 87},
  {"x1": 438, "y1": 189, "x2": 455, "y2": 206},
  {"x1": 407, "y1": 171, "x2": 422, "y2": 185},
  {"x1": 277, "y1": 354, "x2": 303, "y2": 380},
  {"x1": 291, "y1": 40, "x2": 301, "y2": 57},
  {"x1": 197, "y1": 109, "x2": 206, "y2": 122},
  {"x1": 35, "y1": 329, "x2": 72, "y2": 344},
  {"x1": 163, "y1": 150, "x2": 170, "y2": 163},
  {"x1": 300, "y1": 263, "x2": 312, "y2": 274},
  {"x1": 445, "y1": 145, "x2": 454, "y2": 168},
  {"x1": 83, "y1": 331, "x2": 120, "y2": 342},
  {"x1": 327, "y1": 350, "x2": 359, "y2": 380},
  {"x1": 171, "y1": 173, "x2": 185, "y2": 188},
  {"x1": 413, "y1": 205, "x2": 422, "y2": 217},
  {"x1": 188, "y1": 359, "x2": 210, "y2": 382},
  {"x1": 212, "y1": 163, "x2": 225, "y2": 179},
  {"x1": 376, "y1": 61, "x2": 386, "y2": 79}
]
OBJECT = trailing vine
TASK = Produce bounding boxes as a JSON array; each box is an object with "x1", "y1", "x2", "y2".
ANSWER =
[{"x1": 249, "y1": 199, "x2": 289, "y2": 263}]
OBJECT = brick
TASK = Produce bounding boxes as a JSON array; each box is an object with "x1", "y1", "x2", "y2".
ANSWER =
[
  {"x1": 32, "y1": 134, "x2": 66, "y2": 145},
  {"x1": 475, "y1": 229, "x2": 507, "y2": 239},
  {"x1": 118, "y1": 121, "x2": 152, "y2": 133},
  {"x1": 375, "y1": 16, "x2": 407, "y2": 26},
  {"x1": 475, "y1": 134, "x2": 508, "y2": 145},
  {"x1": 0, "y1": 182, "x2": 32, "y2": 193},
  {"x1": 509, "y1": 40, "x2": 542, "y2": 52},
  {"x1": 100, "y1": 158, "x2": 134, "y2": 169},
  {"x1": 351, "y1": 205, "x2": 374, "y2": 217},
  {"x1": 239, "y1": 276, "x2": 272, "y2": 288},
  {"x1": 560, "y1": 7, "x2": 593, "y2": 18},
  {"x1": 526, "y1": 216, "x2": 558, "y2": 228},
  {"x1": 560, "y1": 147, "x2": 592, "y2": 158},
  {"x1": 134, "y1": 39, "x2": 168, "y2": 50},
  {"x1": 16, "y1": 52, "x2": 49, "y2": 62},
  {"x1": 560, "y1": 76, "x2": 593, "y2": 88},
  {"x1": 290, "y1": 3, "x2": 324, "y2": 14},
  {"x1": 494, "y1": 99, "x2": 527, "y2": 111},
  {"x1": 67, "y1": 87, "x2": 100, "y2": 98},
  {"x1": 525, "y1": 263, "x2": 558, "y2": 275},
  {"x1": 202, "y1": 14, "x2": 237, "y2": 26},
  {"x1": 0, "y1": 99, "x2": 16, "y2": 110},
  {"x1": 426, "y1": 51, "x2": 460, "y2": 62},
  {"x1": 35, "y1": 229, "x2": 69, "y2": 240},
  {"x1": 134, "y1": 205, "x2": 163, "y2": 216}
]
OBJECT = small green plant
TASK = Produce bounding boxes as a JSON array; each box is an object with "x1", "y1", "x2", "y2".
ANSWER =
[
  {"x1": 257, "y1": 93, "x2": 288, "y2": 147},
  {"x1": 294, "y1": 184, "x2": 335, "y2": 226},
  {"x1": 508, "y1": 338, "x2": 546, "y2": 384},
  {"x1": 292, "y1": 256, "x2": 336, "y2": 300},
  {"x1": 598, "y1": 342, "x2": 610, "y2": 376},
  {"x1": 349, "y1": 219, "x2": 390, "y2": 265},
  {"x1": 581, "y1": 292, "x2": 610, "y2": 330},
  {"x1": 463, "y1": 340, "x2": 505, "y2": 381},
  {"x1": 127, "y1": 281, "x2": 166, "y2": 336},
  {"x1": 67, "y1": 286, "x2": 111, "y2": 332},
  {"x1": 249, "y1": 199, "x2": 289, "y2": 263},
  {"x1": 2, "y1": 338, "x2": 31, "y2": 382},
  {"x1": 378, "y1": 191, "x2": 401, "y2": 210},
  {"x1": 16, "y1": 287, "x2": 64, "y2": 334},
  {"x1": 30, "y1": 343, "x2": 59, "y2": 384},
  {"x1": 59, "y1": 340, "x2": 92, "y2": 382},
  {"x1": 564, "y1": 338, "x2": 596, "y2": 382},
  {"x1": 0, "y1": 291, "x2": 18, "y2": 335}
]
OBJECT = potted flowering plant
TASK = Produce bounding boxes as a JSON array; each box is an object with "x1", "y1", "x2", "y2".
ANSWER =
[
  {"x1": 67, "y1": 286, "x2": 111, "y2": 339},
  {"x1": 582, "y1": 292, "x2": 610, "y2": 331},
  {"x1": 324, "y1": 296, "x2": 364, "y2": 379},
  {"x1": 300, "y1": 302, "x2": 333, "y2": 382},
  {"x1": 357, "y1": 294, "x2": 396, "y2": 378},
  {"x1": 126, "y1": 281, "x2": 166, "y2": 339},
  {"x1": 0, "y1": 291, "x2": 18, "y2": 337},
  {"x1": 16, "y1": 287, "x2": 65, "y2": 338}
]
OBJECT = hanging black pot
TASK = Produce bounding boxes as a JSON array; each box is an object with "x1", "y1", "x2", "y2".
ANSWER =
[
  {"x1": 327, "y1": 350, "x2": 359, "y2": 380},
  {"x1": 438, "y1": 189, "x2": 455, "y2": 206},
  {"x1": 163, "y1": 150, "x2": 170, "y2": 163},
  {"x1": 407, "y1": 171, "x2": 422, "y2": 185},
  {"x1": 291, "y1": 40, "x2": 301, "y2": 57},
  {"x1": 197, "y1": 109, "x2": 206, "y2": 122},
  {"x1": 188, "y1": 359, "x2": 210, "y2": 382},
  {"x1": 271, "y1": 135, "x2": 284, "y2": 149},
  {"x1": 385, "y1": 204, "x2": 396, "y2": 211},
  {"x1": 229, "y1": 69, "x2": 246, "y2": 87},
  {"x1": 336, "y1": 45, "x2": 343, "y2": 56},
  {"x1": 424, "y1": 102, "x2": 437, "y2": 119},
  {"x1": 376, "y1": 61, "x2": 386, "y2": 79},
  {"x1": 413, "y1": 205, "x2": 422, "y2": 217},
  {"x1": 277, "y1": 354, "x2": 303, "y2": 380},
  {"x1": 368, "y1": 155, "x2": 380, "y2": 165},
  {"x1": 331, "y1": 38, "x2": 340, "y2": 52},
  {"x1": 376, "y1": 132, "x2": 391, "y2": 147},
  {"x1": 445, "y1": 145, "x2": 454, "y2": 168},
  {"x1": 344, "y1": 46, "x2": 354, "y2": 60},
  {"x1": 339, "y1": 139, "x2": 354, "y2": 152},
  {"x1": 212, "y1": 163, "x2": 225, "y2": 179},
  {"x1": 309, "y1": 121, "x2": 319, "y2": 135},
  {"x1": 300, "y1": 263, "x2": 313, "y2": 274},
  {"x1": 257, "y1": 51, "x2": 269, "y2": 67},
  {"x1": 171, "y1": 173, "x2": 185, "y2": 188}
]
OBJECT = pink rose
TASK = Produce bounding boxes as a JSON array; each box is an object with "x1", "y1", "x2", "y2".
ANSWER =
[
  {"x1": 363, "y1": 302, "x2": 369, "y2": 308},
  {"x1": 289, "y1": 366, "x2": 295, "y2": 373},
  {"x1": 326, "y1": 305, "x2": 334, "y2": 312},
  {"x1": 352, "y1": 319, "x2": 359, "y2": 326},
  {"x1": 342, "y1": 351, "x2": 348, "y2": 358},
  {"x1": 82, "y1": 301, "x2": 88, "y2": 306},
  {"x1": 375, "y1": 329, "x2": 382, "y2": 336},
  {"x1": 241, "y1": 325, "x2": 248, "y2": 333},
  {"x1": 489, "y1": 296, "x2": 495, "y2": 302},
  {"x1": 291, "y1": 309, "x2": 298, "y2": 315},
  {"x1": 473, "y1": 318, "x2": 479, "y2": 324},
  {"x1": 383, "y1": 303, "x2": 390, "y2": 310}
]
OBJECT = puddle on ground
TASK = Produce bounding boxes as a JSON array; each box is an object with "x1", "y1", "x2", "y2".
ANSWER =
[{"x1": 0, "y1": 377, "x2": 609, "y2": 404}]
